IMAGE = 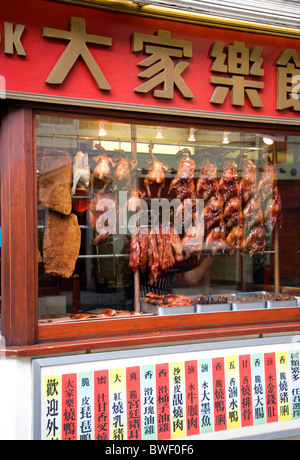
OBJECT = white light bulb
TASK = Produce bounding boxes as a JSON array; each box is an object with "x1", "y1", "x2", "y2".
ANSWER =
[
  {"x1": 156, "y1": 127, "x2": 164, "y2": 139},
  {"x1": 222, "y1": 131, "x2": 230, "y2": 144},
  {"x1": 188, "y1": 128, "x2": 196, "y2": 142},
  {"x1": 98, "y1": 122, "x2": 107, "y2": 137},
  {"x1": 263, "y1": 136, "x2": 274, "y2": 145}
]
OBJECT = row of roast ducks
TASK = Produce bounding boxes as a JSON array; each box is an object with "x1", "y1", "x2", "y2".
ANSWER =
[{"x1": 78, "y1": 143, "x2": 282, "y2": 283}]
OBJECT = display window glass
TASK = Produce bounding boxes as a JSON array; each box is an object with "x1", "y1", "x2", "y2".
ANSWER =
[{"x1": 36, "y1": 115, "x2": 300, "y2": 325}]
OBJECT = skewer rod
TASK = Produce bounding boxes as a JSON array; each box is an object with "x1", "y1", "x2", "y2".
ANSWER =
[{"x1": 274, "y1": 223, "x2": 280, "y2": 295}]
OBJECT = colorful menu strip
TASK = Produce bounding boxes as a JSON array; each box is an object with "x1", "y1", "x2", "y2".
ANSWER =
[{"x1": 42, "y1": 348, "x2": 300, "y2": 440}]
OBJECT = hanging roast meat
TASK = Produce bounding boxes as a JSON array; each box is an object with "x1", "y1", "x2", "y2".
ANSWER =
[
  {"x1": 182, "y1": 220, "x2": 204, "y2": 259},
  {"x1": 129, "y1": 225, "x2": 184, "y2": 282},
  {"x1": 264, "y1": 185, "x2": 282, "y2": 231},
  {"x1": 257, "y1": 155, "x2": 276, "y2": 201},
  {"x1": 129, "y1": 231, "x2": 140, "y2": 272},
  {"x1": 218, "y1": 160, "x2": 239, "y2": 202},
  {"x1": 245, "y1": 224, "x2": 266, "y2": 257},
  {"x1": 196, "y1": 157, "x2": 219, "y2": 202},
  {"x1": 223, "y1": 196, "x2": 243, "y2": 229},
  {"x1": 243, "y1": 196, "x2": 264, "y2": 228},
  {"x1": 205, "y1": 222, "x2": 226, "y2": 255},
  {"x1": 144, "y1": 144, "x2": 168, "y2": 198},
  {"x1": 87, "y1": 191, "x2": 118, "y2": 245},
  {"x1": 71, "y1": 151, "x2": 90, "y2": 196},
  {"x1": 91, "y1": 144, "x2": 114, "y2": 193},
  {"x1": 240, "y1": 158, "x2": 257, "y2": 204},
  {"x1": 169, "y1": 149, "x2": 196, "y2": 201},
  {"x1": 226, "y1": 222, "x2": 245, "y2": 255},
  {"x1": 113, "y1": 149, "x2": 137, "y2": 190},
  {"x1": 204, "y1": 193, "x2": 224, "y2": 233}
]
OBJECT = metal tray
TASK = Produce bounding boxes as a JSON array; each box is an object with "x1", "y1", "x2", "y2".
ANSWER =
[
  {"x1": 195, "y1": 303, "x2": 232, "y2": 313},
  {"x1": 232, "y1": 301, "x2": 266, "y2": 311},
  {"x1": 236, "y1": 291, "x2": 269, "y2": 297},
  {"x1": 141, "y1": 302, "x2": 195, "y2": 316},
  {"x1": 266, "y1": 300, "x2": 297, "y2": 309}
]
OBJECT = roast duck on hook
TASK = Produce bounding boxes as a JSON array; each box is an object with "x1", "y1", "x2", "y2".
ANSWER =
[
  {"x1": 113, "y1": 149, "x2": 137, "y2": 190},
  {"x1": 91, "y1": 143, "x2": 114, "y2": 193},
  {"x1": 87, "y1": 190, "x2": 119, "y2": 245},
  {"x1": 144, "y1": 143, "x2": 169, "y2": 198},
  {"x1": 168, "y1": 148, "x2": 196, "y2": 201}
]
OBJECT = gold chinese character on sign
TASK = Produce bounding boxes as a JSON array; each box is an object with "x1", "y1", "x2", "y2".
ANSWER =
[
  {"x1": 132, "y1": 29, "x2": 194, "y2": 99},
  {"x1": 276, "y1": 49, "x2": 300, "y2": 111},
  {"x1": 43, "y1": 17, "x2": 112, "y2": 90},
  {"x1": 209, "y1": 41, "x2": 264, "y2": 107}
]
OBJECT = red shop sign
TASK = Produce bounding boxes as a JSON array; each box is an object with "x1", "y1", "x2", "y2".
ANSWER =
[{"x1": 0, "y1": 0, "x2": 300, "y2": 122}]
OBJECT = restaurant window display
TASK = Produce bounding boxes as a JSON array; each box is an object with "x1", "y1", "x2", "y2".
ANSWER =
[{"x1": 36, "y1": 114, "x2": 300, "y2": 325}]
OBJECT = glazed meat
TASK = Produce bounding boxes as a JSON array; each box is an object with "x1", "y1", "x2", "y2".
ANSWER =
[
  {"x1": 205, "y1": 223, "x2": 226, "y2": 255},
  {"x1": 223, "y1": 196, "x2": 243, "y2": 229},
  {"x1": 264, "y1": 185, "x2": 282, "y2": 231},
  {"x1": 169, "y1": 149, "x2": 196, "y2": 200},
  {"x1": 127, "y1": 188, "x2": 146, "y2": 212},
  {"x1": 245, "y1": 224, "x2": 266, "y2": 257},
  {"x1": 88, "y1": 191, "x2": 118, "y2": 245},
  {"x1": 218, "y1": 160, "x2": 239, "y2": 202},
  {"x1": 226, "y1": 222, "x2": 245, "y2": 255},
  {"x1": 170, "y1": 225, "x2": 184, "y2": 262},
  {"x1": 114, "y1": 157, "x2": 131, "y2": 189},
  {"x1": 145, "y1": 292, "x2": 195, "y2": 307},
  {"x1": 144, "y1": 144, "x2": 168, "y2": 198},
  {"x1": 182, "y1": 220, "x2": 204, "y2": 258},
  {"x1": 91, "y1": 145, "x2": 114, "y2": 192},
  {"x1": 129, "y1": 225, "x2": 183, "y2": 283},
  {"x1": 138, "y1": 229, "x2": 149, "y2": 272},
  {"x1": 113, "y1": 150, "x2": 137, "y2": 190},
  {"x1": 257, "y1": 156, "x2": 276, "y2": 201},
  {"x1": 204, "y1": 194, "x2": 224, "y2": 232},
  {"x1": 129, "y1": 231, "x2": 140, "y2": 272},
  {"x1": 148, "y1": 229, "x2": 160, "y2": 275},
  {"x1": 175, "y1": 197, "x2": 198, "y2": 230},
  {"x1": 240, "y1": 158, "x2": 257, "y2": 204},
  {"x1": 160, "y1": 226, "x2": 175, "y2": 272},
  {"x1": 243, "y1": 196, "x2": 264, "y2": 228},
  {"x1": 196, "y1": 157, "x2": 219, "y2": 201}
]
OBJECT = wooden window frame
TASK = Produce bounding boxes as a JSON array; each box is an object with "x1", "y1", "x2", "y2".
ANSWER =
[{"x1": 1, "y1": 102, "x2": 300, "y2": 357}]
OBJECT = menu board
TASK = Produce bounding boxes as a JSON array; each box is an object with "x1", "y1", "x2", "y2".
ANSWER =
[{"x1": 39, "y1": 341, "x2": 300, "y2": 440}]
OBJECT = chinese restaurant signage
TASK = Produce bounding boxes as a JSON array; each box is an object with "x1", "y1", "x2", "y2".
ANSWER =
[
  {"x1": 1, "y1": 0, "x2": 300, "y2": 122},
  {"x1": 40, "y1": 343, "x2": 300, "y2": 440}
]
